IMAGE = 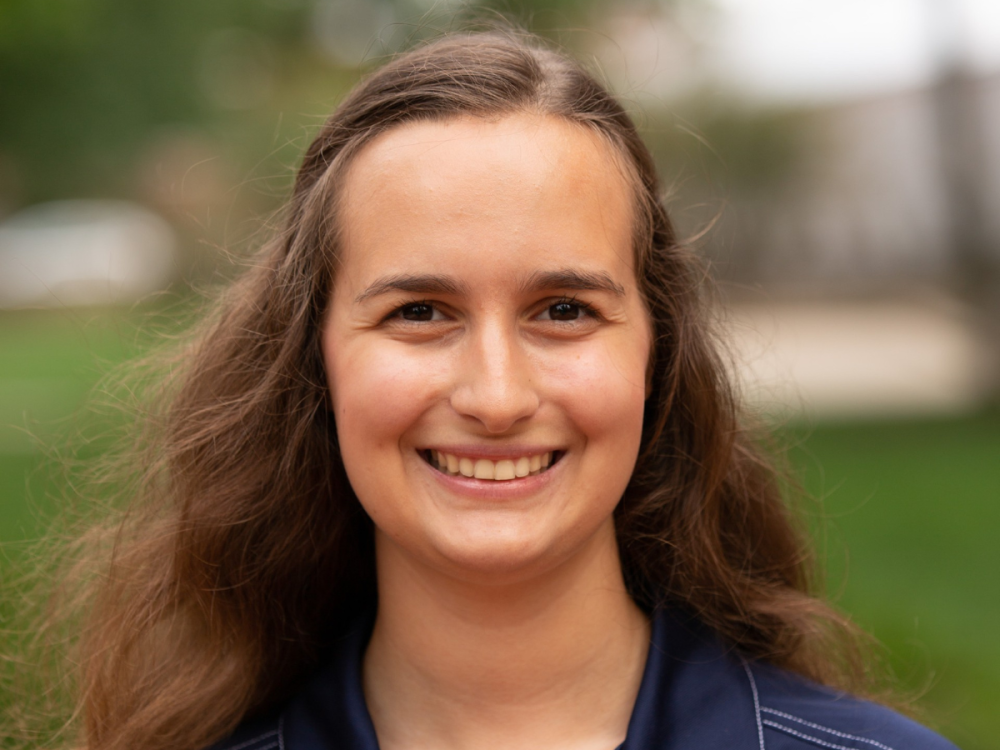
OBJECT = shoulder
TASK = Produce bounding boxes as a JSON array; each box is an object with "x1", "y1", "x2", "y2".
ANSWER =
[
  {"x1": 624, "y1": 608, "x2": 960, "y2": 750},
  {"x1": 745, "y1": 660, "x2": 960, "y2": 750},
  {"x1": 640, "y1": 608, "x2": 959, "y2": 750}
]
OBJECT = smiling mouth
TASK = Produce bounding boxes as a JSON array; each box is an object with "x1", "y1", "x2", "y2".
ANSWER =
[{"x1": 422, "y1": 450, "x2": 561, "y2": 481}]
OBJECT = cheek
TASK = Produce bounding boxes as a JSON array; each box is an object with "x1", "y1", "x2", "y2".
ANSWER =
[
  {"x1": 325, "y1": 338, "x2": 448, "y2": 476},
  {"x1": 331, "y1": 346, "x2": 417, "y2": 437},
  {"x1": 541, "y1": 336, "x2": 649, "y2": 435},
  {"x1": 326, "y1": 340, "x2": 425, "y2": 528}
]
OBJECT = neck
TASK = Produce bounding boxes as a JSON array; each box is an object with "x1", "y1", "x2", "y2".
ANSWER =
[{"x1": 363, "y1": 520, "x2": 650, "y2": 750}]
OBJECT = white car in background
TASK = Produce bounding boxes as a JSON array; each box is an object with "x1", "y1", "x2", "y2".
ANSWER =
[{"x1": 0, "y1": 200, "x2": 177, "y2": 308}]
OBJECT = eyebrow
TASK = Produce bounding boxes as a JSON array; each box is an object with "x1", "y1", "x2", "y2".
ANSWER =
[
  {"x1": 354, "y1": 268, "x2": 626, "y2": 304},
  {"x1": 354, "y1": 274, "x2": 467, "y2": 303},
  {"x1": 518, "y1": 269, "x2": 626, "y2": 297}
]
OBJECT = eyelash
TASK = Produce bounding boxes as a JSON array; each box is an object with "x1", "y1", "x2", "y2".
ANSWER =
[{"x1": 384, "y1": 297, "x2": 601, "y2": 323}]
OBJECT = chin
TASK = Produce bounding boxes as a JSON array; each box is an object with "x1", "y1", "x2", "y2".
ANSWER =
[
  {"x1": 435, "y1": 536, "x2": 554, "y2": 580},
  {"x1": 427, "y1": 516, "x2": 610, "y2": 585}
]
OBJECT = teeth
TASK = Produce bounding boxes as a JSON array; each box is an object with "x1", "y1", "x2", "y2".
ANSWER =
[
  {"x1": 473, "y1": 459, "x2": 494, "y2": 479},
  {"x1": 495, "y1": 460, "x2": 516, "y2": 480},
  {"x1": 430, "y1": 451, "x2": 554, "y2": 481}
]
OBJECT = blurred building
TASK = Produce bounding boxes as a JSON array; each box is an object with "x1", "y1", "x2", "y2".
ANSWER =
[
  {"x1": 591, "y1": 0, "x2": 1000, "y2": 416},
  {"x1": 593, "y1": 1, "x2": 1000, "y2": 286},
  {"x1": 715, "y1": 71, "x2": 1000, "y2": 291}
]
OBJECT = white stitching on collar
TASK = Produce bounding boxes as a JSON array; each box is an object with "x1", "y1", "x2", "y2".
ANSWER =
[
  {"x1": 763, "y1": 719, "x2": 859, "y2": 750},
  {"x1": 740, "y1": 657, "x2": 767, "y2": 750},
  {"x1": 761, "y1": 707, "x2": 896, "y2": 750},
  {"x1": 221, "y1": 730, "x2": 279, "y2": 750}
]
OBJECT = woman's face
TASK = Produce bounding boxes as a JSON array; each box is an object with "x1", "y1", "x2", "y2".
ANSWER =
[{"x1": 323, "y1": 113, "x2": 651, "y2": 582}]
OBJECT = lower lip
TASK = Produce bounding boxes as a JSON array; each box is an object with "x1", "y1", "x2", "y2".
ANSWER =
[{"x1": 421, "y1": 456, "x2": 560, "y2": 500}]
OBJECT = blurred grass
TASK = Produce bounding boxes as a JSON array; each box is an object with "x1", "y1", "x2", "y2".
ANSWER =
[
  {"x1": 783, "y1": 413, "x2": 1000, "y2": 750},
  {"x1": 0, "y1": 309, "x2": 151, "y2": 547},
  {"x1": 0, "y1": 309, "x2": 997, "y2": 749}
]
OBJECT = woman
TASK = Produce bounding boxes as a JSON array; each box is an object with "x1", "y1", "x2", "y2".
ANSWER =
[{"x1": 54, "y1": 31, "x2": 956, "y2": 750}]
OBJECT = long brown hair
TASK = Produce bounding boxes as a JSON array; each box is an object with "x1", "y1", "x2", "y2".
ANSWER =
[{"x1": 23, "y1": 29, "x2": 871, "y2": 750}]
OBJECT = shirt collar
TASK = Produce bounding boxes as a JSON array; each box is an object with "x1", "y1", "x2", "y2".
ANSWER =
[
  {"x1": 619, "y1": 608, "x2": 762, "y2": 750},
  {"x1": 281, "y1": 608, "x2": 762, "y2": 750}
]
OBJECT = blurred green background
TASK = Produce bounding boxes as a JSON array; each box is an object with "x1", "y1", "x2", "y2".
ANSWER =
[{"x1": 1, "y1": 1, "x2": 998, "y2": 748}]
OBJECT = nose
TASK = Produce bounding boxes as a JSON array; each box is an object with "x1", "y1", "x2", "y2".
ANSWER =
[{"x1": 449, "y1": 320, "x2": 540, "y2": 434}]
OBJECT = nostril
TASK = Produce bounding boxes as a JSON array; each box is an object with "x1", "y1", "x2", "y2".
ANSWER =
[{"x1": 448, "y1": 363, "x2": 541, "y2": 433}]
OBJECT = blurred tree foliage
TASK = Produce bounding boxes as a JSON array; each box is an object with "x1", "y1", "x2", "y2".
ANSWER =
[
  {"x1": 477, "y1": 0, "x2": 599, "y2": 26},
  {"x1": 0, "y1": 0, "x2": 799, "y2": 274},
  {"x1": 0, "y1": 0, "x2": 314, "y2": 206},
  {"x1": 0, "y1": 0, "x2": 613, "y2": 211}
]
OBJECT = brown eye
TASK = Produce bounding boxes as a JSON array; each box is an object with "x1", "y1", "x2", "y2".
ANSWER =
[
  {"x1": 548, "y1": 302, "x2": 581, "y2": 321},
  {"x1": 395, "y1": 302, "x2": 443, "y2": 323},
  {"x1": 400, "y1": 303, "x2": 435, "y2": 321}
]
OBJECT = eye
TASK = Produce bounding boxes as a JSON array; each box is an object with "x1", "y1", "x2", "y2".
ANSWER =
[
  {"x1": 537, "y1": 300, "x2": 596, "y2": 322},
  {"x1": 394, "y1": 302, "x2": 443, "y2": 322},
  {"x1": 549, "y1": 301, "x2": 581, "y2": 321}
]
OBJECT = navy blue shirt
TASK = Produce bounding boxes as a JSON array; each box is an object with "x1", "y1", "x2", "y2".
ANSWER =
[{"x1": 212, "y1": 609, "x2": 958, "y2": 750}]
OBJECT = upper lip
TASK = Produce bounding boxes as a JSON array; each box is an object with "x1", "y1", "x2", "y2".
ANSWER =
[{"x1": 419, "y1": 444, "x2": 563, "y2": 460}]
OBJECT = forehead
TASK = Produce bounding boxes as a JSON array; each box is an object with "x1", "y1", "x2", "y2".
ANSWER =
[{"x1": 336, "y1": 113, "x2": 636, "y2": 288}]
